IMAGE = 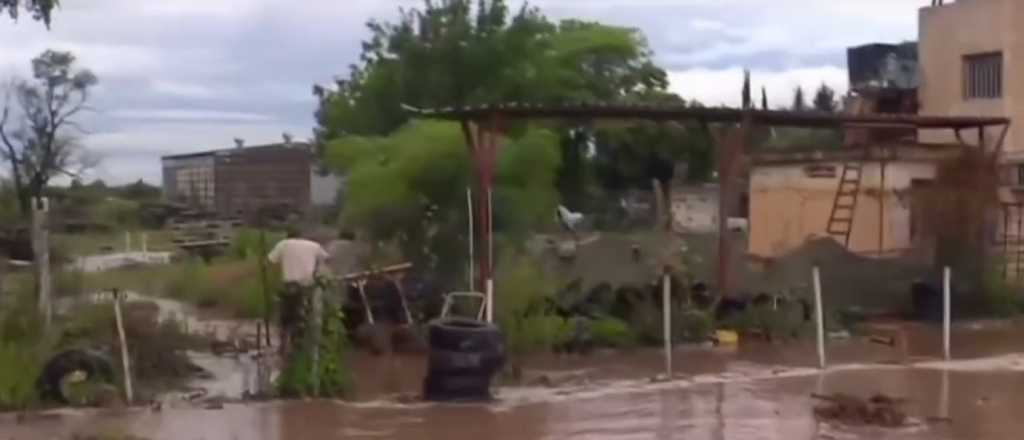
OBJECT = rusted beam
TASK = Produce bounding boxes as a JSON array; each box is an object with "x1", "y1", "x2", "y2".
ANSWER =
[{"x1": 714, "y1": 115, "x2": 751, "y2": 297}]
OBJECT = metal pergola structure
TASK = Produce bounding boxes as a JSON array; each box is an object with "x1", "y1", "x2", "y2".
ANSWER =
[{"x1": 406, "y1": 103, "x2": 1011, "y2": 306}]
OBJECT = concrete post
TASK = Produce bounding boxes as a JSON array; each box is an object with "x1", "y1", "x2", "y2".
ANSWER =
[{"x1": 32, "y1": 197, "x2": 51, "y2": 328}]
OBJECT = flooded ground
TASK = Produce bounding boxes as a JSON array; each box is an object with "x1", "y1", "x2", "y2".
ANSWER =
[{"x1": 4, "y1": 320, "x2": 1024, "y2": 440}]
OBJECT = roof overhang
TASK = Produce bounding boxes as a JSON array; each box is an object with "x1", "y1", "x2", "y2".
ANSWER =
[{"x1": 404, "y1": 103, "x2": 1010, "y2": 130}]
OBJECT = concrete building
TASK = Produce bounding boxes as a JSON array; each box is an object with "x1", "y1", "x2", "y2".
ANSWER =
[
  {"x1": 919, "y1": 0, "x2": 1024, "y2": 279},
  {"x1": 919, "y1": 0, "x2": 1021, "y2": 165},
  {"x1": 162, "y1": 143, "x2": 316, "y2": 217},
  {"x1": 748, "y1": 146, "x2": 958, "y2": 258}
]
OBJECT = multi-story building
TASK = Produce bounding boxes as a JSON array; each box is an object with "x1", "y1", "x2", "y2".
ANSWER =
[
  {"x1": 919, "y1": 0, "x2": 1021, "y2": 169},
  {"x1": 161, "y1": 142, "x2": 314, "y2": 217}
]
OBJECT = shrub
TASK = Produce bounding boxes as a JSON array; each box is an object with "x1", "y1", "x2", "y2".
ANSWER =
[
  {"x1": 0, "y1": 342, "x2": 45, "y2": 410},
  {"x1": 276, "y1": 303, "x2": 351, "y2": 398},
  {"x1": 590, "y1": 317, "x2": 635, "y2": 347},
  {"x1": 981, "y1": 268, "x2": 1021, "y2": 317},
  {"x1": 0, "y1": 288, "x2": 49, "y2": 410},
  {"x1": 495, "y1": 254, "x2": 571, "y2": 356}
]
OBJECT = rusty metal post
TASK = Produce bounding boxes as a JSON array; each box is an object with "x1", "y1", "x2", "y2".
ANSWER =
[{"x1": 714, "y1": 118, "x2": 749, "y2": 297}]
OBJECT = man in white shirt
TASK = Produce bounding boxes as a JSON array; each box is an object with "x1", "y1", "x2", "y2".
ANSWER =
[{"x1": 268, "y1": 228, "x2": 331, "y2": 354}]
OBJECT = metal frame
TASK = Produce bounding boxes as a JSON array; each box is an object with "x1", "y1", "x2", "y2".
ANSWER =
[{"x1": 407, "y1": 103, "x2": 1012, "y2": 298}]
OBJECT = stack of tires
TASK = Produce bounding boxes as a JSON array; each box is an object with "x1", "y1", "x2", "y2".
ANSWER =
[{"x1": 423, "y1": 318, "x2": 505, "y2": 401}]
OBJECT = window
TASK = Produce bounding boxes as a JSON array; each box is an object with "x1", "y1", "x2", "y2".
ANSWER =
[
  {"x1": 1016, "y1": 165, "x2": 1024, "y2": 187},
  {"x1": 964, "y1": 52, "x2": 1003, "y2": 99}
]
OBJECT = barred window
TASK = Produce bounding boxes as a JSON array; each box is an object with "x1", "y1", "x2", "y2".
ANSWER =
[{"x1": 964, "y1": 52, "x2": 1003, "y2": 99}]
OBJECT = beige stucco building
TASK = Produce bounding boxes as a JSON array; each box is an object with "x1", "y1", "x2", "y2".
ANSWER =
[
  {"x1": 919, "y1": 0, "x2": 1021, "y2": 165},
  {"x1": 748, "y1": 146, "x2": 959, "y2": 258}
]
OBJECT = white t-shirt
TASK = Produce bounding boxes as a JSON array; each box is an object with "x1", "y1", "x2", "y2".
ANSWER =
[{"x1": 267, "y1": 238, "x2": 330, "y2": 285}]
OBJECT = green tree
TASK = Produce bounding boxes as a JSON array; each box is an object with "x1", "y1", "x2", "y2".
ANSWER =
[
  {"x1": 761, "y1": 86, "x2": 768, "y2": 111},
  {"x1": 323, "y1": 120, "x2": 560, "y2": 288},
  {"x1": 741, "y1": 69, "x2": 751, "y2": 110},
  {"x1": 792, "y1": 86, "x2": 807, "y2": 112},
  {"x1": 1, "y1": 0, "x2": 58, "y2": 27},
  {"x1": 314, "y1": 0, "x2": 688, "y2": 208},
  {"x1": 315, "y1": 1, "x2": 665, "y2": 139},
  {"x1": 813, "y1": 83, "x2": 838, "y2": 113},
  {"x1": 0, "y1": 50, "x2": 99, "y2": 216}
]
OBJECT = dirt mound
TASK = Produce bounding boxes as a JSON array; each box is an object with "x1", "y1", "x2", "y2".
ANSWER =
[{"x1": 752, "y1": 238, "x2": 933, "y2": 313}]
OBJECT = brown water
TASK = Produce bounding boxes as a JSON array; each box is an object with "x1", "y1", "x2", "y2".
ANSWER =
[{"x1": 5, "y1": 320, "x2": 1024, "y2": 440}]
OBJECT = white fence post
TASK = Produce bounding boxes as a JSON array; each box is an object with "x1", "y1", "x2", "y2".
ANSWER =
[
  {"x1": 663, "y1": 272, "x2": 672, "y2": 378},
  {"x1": 943, "y1": 266, "x2": 951, "y2": 361},
  {"x1": 813, "y1": 266, "x2": 825, "y2": 369}
]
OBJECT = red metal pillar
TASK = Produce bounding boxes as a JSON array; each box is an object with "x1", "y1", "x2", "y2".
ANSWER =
[
  {"x1": 462, "y1": 116, "x2": 502, "y2": 293},
  {"x1": 714, "y1": 117, "x2": 749, "y2": 298}
]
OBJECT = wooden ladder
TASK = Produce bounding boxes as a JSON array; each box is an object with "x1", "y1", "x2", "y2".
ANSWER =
[{"x1": 826, "y1": 161, "x2": 864, "y2": 248}]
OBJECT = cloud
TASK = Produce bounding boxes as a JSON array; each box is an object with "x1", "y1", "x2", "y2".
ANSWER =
[
  {"x1": 0, "y1": 0, "x2": 928, "y2": 183},
  {"x1": 108, "y1": 109, "x2": 272, "y2": 122},
  {"x1": 668, "y1": 66, "x2": 849, "y2": 108}
]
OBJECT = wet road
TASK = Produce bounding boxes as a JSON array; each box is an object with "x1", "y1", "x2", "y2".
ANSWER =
[{"x1": 5, "y1": 320, "x2": 1024, "y2": 440}]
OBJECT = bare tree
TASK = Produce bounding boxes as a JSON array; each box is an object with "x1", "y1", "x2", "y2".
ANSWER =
[{"x1": 0, "y1": 49, "x2": 99, "y2": 217}]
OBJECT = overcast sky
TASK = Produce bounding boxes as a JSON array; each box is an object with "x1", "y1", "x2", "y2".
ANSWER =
[{"x1": 0, "y1": 0, "x2": 928, "y2": 184}]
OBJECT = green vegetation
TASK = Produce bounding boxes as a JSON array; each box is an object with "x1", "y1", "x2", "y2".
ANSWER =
[
  {"x1": 0, "y1": 341, "x2": 45, "y2": 410},
  {"x1": 0, "y1": 287, "x2": 49, "y2": 410},
  {"x1": 589, "y1": 317, "x2": 635, "y2": 348},
  {"x1": 326, "y1": 121, "x2": 561, "y2": 289},
  {"x1": 276, "y1": 293, "x2": 352, "y2": 398},
  {"x1": 495, "y1": 254, "x2": 572, "y2": 358}
]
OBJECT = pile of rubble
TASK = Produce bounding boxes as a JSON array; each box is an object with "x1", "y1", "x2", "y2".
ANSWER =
[{"x1": 812, "y1": 393, "x2": 908, "y2": 427}]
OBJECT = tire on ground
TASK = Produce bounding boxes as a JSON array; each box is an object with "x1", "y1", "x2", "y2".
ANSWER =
[
  {"x1": 422, "y1": 373, "x2": 493, "y2": 401},
  {"x1": 37, "y1": 348, "x2": 115, "y2": 403},
  {"x1": 428, "y1": 348, "x2": 505, "y2": 375},
  {"x1": 428, "y1": 318, "x2": 504, "y2": 353}
]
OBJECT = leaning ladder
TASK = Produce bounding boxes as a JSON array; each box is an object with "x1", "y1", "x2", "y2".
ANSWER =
[{"x1": 826, "y1": 161, "x2": 864, "y2": 248}]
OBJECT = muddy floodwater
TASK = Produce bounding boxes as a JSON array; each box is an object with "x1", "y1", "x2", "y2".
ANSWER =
[{"x1": 5, "y1": 320, "x2": 1024, "y2": 440}]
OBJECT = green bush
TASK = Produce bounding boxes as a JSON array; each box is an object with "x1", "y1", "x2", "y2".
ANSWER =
[
  {"x1": 676, "y1": 308, "x2": 714, "y2": 343},
  {"x1": 495, "y1": 254, "x2": 572, "y2": 356},
  {"x1": 981, "y1": 268, "x2": 1022, "y2": 317},
  {"x1": 590, "y1": 317, "x2": 635, "y2": 347},
  {"x1": 0, "y1": 342, "x2": 44, "y2": 410},
  {"x1": 0, "y1": 288, "x2": 49, "y2": 410},
  {"x1": 276, "y1": 303, "x2": 352, "y2": 398}
]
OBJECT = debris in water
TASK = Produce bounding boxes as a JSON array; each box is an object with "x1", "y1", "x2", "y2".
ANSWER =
[
  {"x1": 811, "y1": 393, "x2": 908, "y2": 427},
  {"x1": 526, "y1": 371, "x2": 591, "y2": 388}
]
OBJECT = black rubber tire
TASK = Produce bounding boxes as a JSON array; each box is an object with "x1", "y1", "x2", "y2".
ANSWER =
[
  {"x1": 422, "y1": 372, "x2": 493, "y2": 402},
  {"x1": 36, "y1": 349, "x2": 115, "y2": 403},
  {"x1": 428, "y1": 348, "x2": 505, "y2": 375},
  {"x1": 428, "y1": 318, "x2": 504, "y2": 353}
]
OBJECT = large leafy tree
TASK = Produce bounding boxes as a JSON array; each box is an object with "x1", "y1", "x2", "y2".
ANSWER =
[
  {"x1": 1, "y1": 0, "x2": 58, "y2": 27},
  {"x1": 314, "y1": 0, "x2": 668, "y2": 140},
  {"x1": 316, "y1": 0, "x2": 712, "y2": 218}
]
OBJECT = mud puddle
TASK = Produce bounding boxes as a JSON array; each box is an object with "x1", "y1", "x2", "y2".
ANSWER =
[{"x1": 7, "y1": 321, "x2": 1024, "y2": 439}]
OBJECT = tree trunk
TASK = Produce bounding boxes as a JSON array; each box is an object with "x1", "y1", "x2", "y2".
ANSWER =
[{"x1": 652, "y1": 179, "x2": 665, "y2": 231}]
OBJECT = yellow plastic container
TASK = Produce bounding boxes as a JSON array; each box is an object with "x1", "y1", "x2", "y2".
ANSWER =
[{"x1": 715, "y1": 329, "x2": 740, "y2": 345}]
